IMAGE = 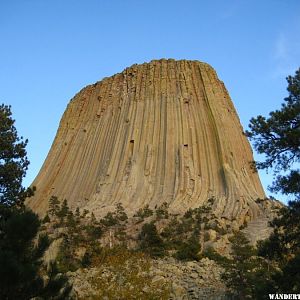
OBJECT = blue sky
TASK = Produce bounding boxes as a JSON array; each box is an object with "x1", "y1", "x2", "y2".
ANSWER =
[{"x1": 0, "y1": 0, "x2": 299, "y2": 202}]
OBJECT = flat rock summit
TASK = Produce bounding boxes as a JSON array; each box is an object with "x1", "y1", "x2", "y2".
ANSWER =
[{"x1": 28, "y1": 59, "x2": 269, "y2": 227}]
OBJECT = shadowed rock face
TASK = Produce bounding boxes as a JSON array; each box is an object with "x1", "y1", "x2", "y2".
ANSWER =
[{"x1": 27, "y1": 59, "x2": 265, "y2": 222}]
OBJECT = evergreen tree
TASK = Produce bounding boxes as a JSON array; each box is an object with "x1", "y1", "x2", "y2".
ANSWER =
[
  {"x1": 0, "y1": 104, "x2": 31, "y2": 206},
  {"x1": 246, "y1": 68, "x2": 300, "y2": 198},
  {"x1": 247, "y1": 68, "x2": 300, "y2": 294},
  {"x1": 48, "y1": 195, "x2": 60, "y2": 217},
  {"x1": 59, "y1": 199, "x2": 70, "y2": 218},
  {"x1": 175, "y1": 232, "x2": 201, "y2": 261},
  {"x1": 222, "y1": 232, "x2": 273, "y2": 300},
  {"x1": 138, "y1": 222, "x2": 165, "y2": 257},
  {"x1": 0, "y1": 104, "x2": 69, "y2": 299},
  {"x1": 115, "y1": 202, "x2": 128, "y2": 222},
  {"x1": 257, "y1": 201, "x2": 300, "y2": 293}
]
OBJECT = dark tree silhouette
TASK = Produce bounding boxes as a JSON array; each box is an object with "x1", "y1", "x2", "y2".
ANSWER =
[{"x1": 0, "y1": 104, "x2": 70, "y2": 299}]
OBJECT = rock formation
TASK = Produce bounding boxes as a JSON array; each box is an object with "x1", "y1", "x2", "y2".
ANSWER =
[
  {"x1": 27, "y1": 59, "x2": 266, "y2": 224},
  {"x1": 68, "y1": 257, "x2": 227, "y2": 300}
]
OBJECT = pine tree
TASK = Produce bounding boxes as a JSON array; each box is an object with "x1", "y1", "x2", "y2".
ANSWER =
[
  {"x1": 0, "y1": 104, "x2": 69, "y2": 299},
  {"x1": 0, "y1": 104, "x2": 31, "y2": 206},
  {"x1": 247, "y1": 68, "x2": 300, "y2": 294},
  {"x1": 59, "y1": 199, "x2": 69, "y2": 218},
  {"x1": 48, "y1": 195, "x2": 60, "y2": 217},
  {"x1": 138, "y1": 222, "x2": 165, "y2": 257},
  {"x1": 222, "y1": 232, "x2": 272, "y2": 299},
  {"x1": 246, "y1": 68, "x2": 300, "y2": 198}
]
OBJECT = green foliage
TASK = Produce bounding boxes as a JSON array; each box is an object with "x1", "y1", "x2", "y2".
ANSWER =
[
  {"x1": 0, "y1": 104, "x2": 31, "y2": 206},
  {"x1": 42, "y1": 213, "x2": 50, "y2": 224},
  {"x1": 101, "y1": 211, "x2": 119, "y2": 226},
  {"x1": 81, "y1": 251, "x2": 92, "y2": 268},
  {"x1": 229, "y1": 232, "x2": 256, "y2": 261},
  {"x1": 222, "y1": 232, "x2": 273, "y2": 300},
  {"x1": 58, "y1": 199, "x2": 69, "y2": 218},
  {"x1": 81, "y1": 209, "x2": 89, "y2": 218},
  {"x1": 133, "y1": 204, "x2": 153, "y2": 219},
  {"x1": 83, "y1": 212, "x2": 103, "y2": 241},
  {"x1": 158, "y1": 203, "x2": 209, "y2": 260},
  {"x1": 155, "y1": 202, "x2": 169, "y2": 220},
  {"x1": 0, "y1": 104, "x2": 69, "y2": 299},
  {"x1": 161, "y1": 215, "x2": 193, "y2": 250},
  {"x1": 48, "y1": 196, "x2": 61, "y2": 217},
  {"x1": 161, "y1": 202, "x2": 215, "y2": 252},
  {"x1": 100, "y1": 203, "x2": 128, "y2": 227},
  {"x1": 89, "y1": 247, "x2": 171, "y2": 300},
  {"x1": 75, "y1": 207, "x2": 80, "y2": 218},
  {"x1": 46, "y1": 198, "x2": 104, "y2": 272},
  {"x1": 246, "y1": 68, "x2": 300, "y2": 197},
  {"x1": 247, "y1": 68, "x2": 300, "y2": 295},
  {"x1": 38, "y1": 261, "x2": 72, "y2": 300},
  {"x1": 85, "y1": 222, "x2": 102, "y2": 240},
  {"x1": 0, "y1": 206, "x2": 70, "y2": 299},
  {"x1": 258, "y1": 200, "x2": 300, "y2": 262},
  {"x1": 272, "y1": 253, "x2": 300, "y2": 292},
  {"x1": 138, "y1": 222, "x2": 165, "y2": 257},
  {"x1": 56, "y1": 237, "x2": 81, "y2": 273},
  {"x1": 256, "y1": 201, "x2": 300, "y2": 293},
  {"x1": 202, "y1": 247, "x2": 230, "y2": 265},
  {"x1": 175, "y1": 233, "x2": 201, "y2": 261},
  {"x1": 177, "y1": 217, "x2": 195, "y2": 234},
  {"x1": 183, "y1": 201, "x2": 213, "y2": 225},
  {"x1": 65, "y1": 211, "x2": 77, "y2": 229},
  {"x1": 115, "y1": 202, "x2": 128, "y2": 222}
]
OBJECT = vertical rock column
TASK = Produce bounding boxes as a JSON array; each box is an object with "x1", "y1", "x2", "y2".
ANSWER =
[{"x1": 27, "y1": 59, "x2": 265, "y2": 222}]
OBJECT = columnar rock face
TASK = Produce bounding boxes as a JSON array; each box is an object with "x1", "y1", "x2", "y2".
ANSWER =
[{"x1": 27, "y1": 59, "x2": 265, "y2": 222}]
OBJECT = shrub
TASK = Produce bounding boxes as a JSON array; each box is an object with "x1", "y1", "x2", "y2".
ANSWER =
[
  {"x1": 155, "y1": 202, "x2": 169, "y2": 220},
  {"x1": 134, "y1": 204, "x2": 154, "y2": 219},
  {"x1": 175, "y1": 233, "x2": 201, "y2": 261},
  {"x1": 138, "y1": 222, "x2": 165, "y2": 257},
  {"x1": 89, "y1": 247, "x2": 171, "y2": 300},
  {"x1": 202, "y1": 247, "x2": 230, "y2": 265}
]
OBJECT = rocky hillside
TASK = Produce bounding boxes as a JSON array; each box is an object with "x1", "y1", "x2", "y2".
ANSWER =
[
  {"x1": 39, "y1": 197, "x2": 280, "y2": 299},
  {"x1": 40, "y1": 198, "x2": 230, "y2": 299},
  {"x1": 68, "y1": 257, "x2": 227, "y2": 300}
]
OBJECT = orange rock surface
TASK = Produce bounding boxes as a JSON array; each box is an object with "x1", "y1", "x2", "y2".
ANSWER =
[{"x1": 27, "y1": 59, "x2": 265, "y2": 221}]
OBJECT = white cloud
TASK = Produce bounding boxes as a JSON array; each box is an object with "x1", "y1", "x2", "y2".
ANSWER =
[
  {"x1": 271, "y1": 22, "x2": 300, "y2": 78},
  {"x1": 274, "y1": 33, "x2": 288, "y2": 61}
]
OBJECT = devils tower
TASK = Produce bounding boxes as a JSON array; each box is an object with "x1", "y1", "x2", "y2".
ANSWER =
[{"x1": 27, "y1": 59, "x2": 266, "y2": 226}]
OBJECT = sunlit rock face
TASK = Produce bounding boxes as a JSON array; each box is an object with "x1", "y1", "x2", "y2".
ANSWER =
[{"x1": 27, "y1": 59, "x2": 265, "y2": 222}]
